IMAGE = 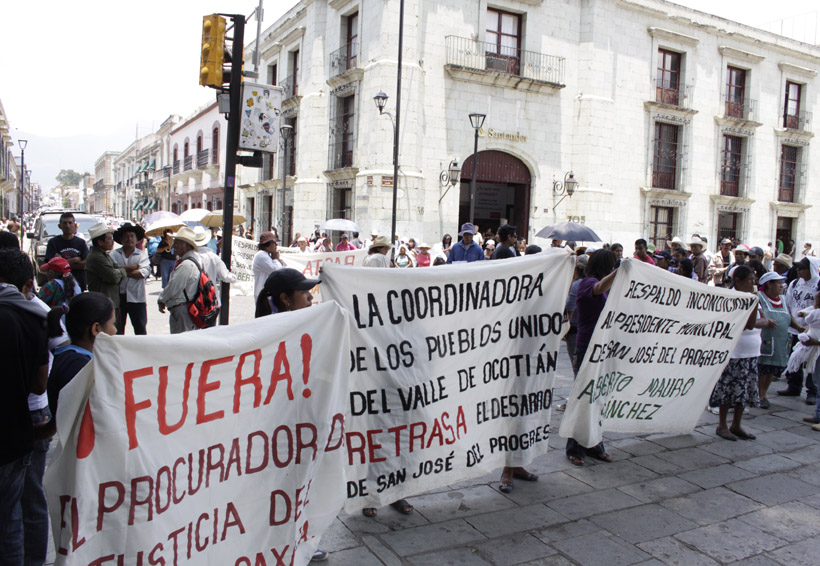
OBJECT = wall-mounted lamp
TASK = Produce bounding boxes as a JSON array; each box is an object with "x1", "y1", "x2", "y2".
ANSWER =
[{"x1": 552, "y1": 171, "x2": 578, "y2": 208}]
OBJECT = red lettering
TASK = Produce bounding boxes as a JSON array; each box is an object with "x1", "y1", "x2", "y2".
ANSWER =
[
  {"x1": 124, "y1": 367, "x2": 154, "y2": 450},
  {"x1": 97, "y1": 481, "x2": 125, "y2": 532},
  {"x1": 206, "y1": 444, "x2": 225, "y2": 487},
  {"x1": 221, "y1": 501, "x2": 246, "y2": 540},
  {"x1": 224, "y1": 438, "x2": 242, "y2": 480},
  {"x1": 58, "y1": 495, "x2": 70, "y2": 555},
  {"x1": 264, "y1": 342, "x2": 294, "y2": 403},
  {"x1": 246, "y1": 431, "x2": 269, "y2": 474},
  {"x1": 325, "y1": 413, "x2": 345, "y2": 452},
  {"x1": 197, "y1": 356, "x2": 233, "y2": 424},
  {"x1": 366, "y1": 430, "x2": 385, "y2": 463},
  {"x1": 171, "y1": 457, "x2": 186, "y2": 504},
  {"x1": 269, "y1": 490, "x2": 291, "y2": 526},
  {"x1": 195, "y1": 513, "x2": 209, "y2": 552},
  {"x1": 345, "y1": 431, "x2": 366, "y2": 465},
  {"x1": 128, "y1": 476, "x2": 154, "y2": 525},
  {"x1": 158, "y1": 364, "x2": 192, "y2": 435},
  {"x1": 387, "y1": 425, "x2": 406, "y2": 457},
  {"x1": 155, "y1": 466, "x2": 172, "y2": 514},
  {"x1": 234, "y1": 350, "x2": 263, "y2": 413},
  {"x1": 271, "y1": 426, "x2": 293, "y2": 468},
  {"x1": 295, "y1": 423, "x2": 317, "y2": 464}
]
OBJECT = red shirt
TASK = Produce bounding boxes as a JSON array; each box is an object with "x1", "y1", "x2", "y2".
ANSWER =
[{"x1": 635, "y1": 254, "x2": 656, "y2": 266}]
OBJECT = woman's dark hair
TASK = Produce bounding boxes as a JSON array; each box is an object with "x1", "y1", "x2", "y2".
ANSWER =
[
  {"x1": 678, "y1": 258, "x2": 694, "y2": 278},
  {"x1": 48, "y1": 292, "x2": 114, "y2": 342},
  {"x1": 730, "y1": 264, "x2": 754, "y2": 288},
  {"x1": 0, "y1": 248, "x2": 34, "y2": 290},
  {"x1": 442, "y1": 234, "x2": 452, "y2": 246},
  {"x1": 433, "y1": 257, "x2": 447, "y2": 266},
  {"x1": 255, "y1": 288, "x2": 295, "y2": 318},
  {"x1": 0, "y1": 231, "x2": 20, "y2": 249},
  {"x1": 747, "y1": 259, "x2": 767, "y2": 281},
  {"x1": 610, "y1": 243, "x2": 623, "y2": 252},
  {"x1": 585, "y1": 249, "x2": 616, "y2": 280},
  {"x1": 63, "y1": 272, "x2": 78, "y2": 302}
]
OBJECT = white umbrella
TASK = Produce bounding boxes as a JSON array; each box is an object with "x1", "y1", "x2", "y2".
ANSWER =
[
  {"x1": 320, "y1": 218, "x2": 363, "y2": 233},
  {"x1": 200, "y1": 209, "x2": 247, "y2": 228},
  {"x1": 178, "y1": 207, "x2": 209, "y2": 222},
  {"x1": 145, "y1": 217, "x2": 186, "y2": 237},
  {"x1": 143, "y1": 210, "x2": 179, "y2": 224}
]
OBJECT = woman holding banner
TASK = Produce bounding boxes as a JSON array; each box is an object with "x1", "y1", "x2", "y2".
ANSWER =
[
  {"x1": 253, "y1": 269, "x2": 328, "y2": 561},
  {"x1": 757, "y1": 271, "x2": 802, "y2": 409},
  {"x1": 710, "y1": 266, "x2": 771, "y2": 440},
  {"x1": 566, "y1": 249, "x2": 618, "y2": 466}
]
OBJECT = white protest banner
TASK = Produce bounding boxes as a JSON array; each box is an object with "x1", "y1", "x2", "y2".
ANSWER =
[
  {"x1": 279, "y1": 248, "x2": 368, "y2": 303},
  {"x1": 45, "y1": 302, "x2": 350, "y2": 566},
  {"x1": 321, "y1": 251, "x2": 574, "y2": 510},
  {"x1": 559, "y1": 258, "x2": 757, "y2": 447},
  {"x1": 229, "y1": 236, "x2": 257, "y2": 296}
]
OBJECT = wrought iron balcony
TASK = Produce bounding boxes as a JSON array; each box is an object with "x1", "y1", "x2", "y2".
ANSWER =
[
  {"x1": 445, "y1": 36, "x2": 565, "y2": 85},
  {"x1": 183, "y1": 155, "x2": 193, "y2": 171},
  {"x1": 329, "y1": 42, "x2": 359, "y2": 79},
  {"x1": 173, "y1": 160, "x2": 180, "y2": 175},
  {"x1": 197, "y1": 149, "x2": 209, "y2": 169},
  {"x1": 720, "y1": 162, "x2": 749, "y2": 197},
  {"x1": 281, "y1": 74, "x2": 298, "y2": 100},
  {"x1": 328, "y1": 140, "x2": 354, "y2": 170},
  {"x1": 653, "y1": 78, "x2": 691, "y2": 109},
  {"x1": 783, "y1": 110, "x2": 812, "y2": 132},
  {"x1": 723, "y1": 96, "x2": 756, "y2": 121}
]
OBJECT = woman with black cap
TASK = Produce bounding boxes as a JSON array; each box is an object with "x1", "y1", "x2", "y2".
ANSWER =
[{"x1": 254, "y1": 269, "x2": 328, "y2": 562}]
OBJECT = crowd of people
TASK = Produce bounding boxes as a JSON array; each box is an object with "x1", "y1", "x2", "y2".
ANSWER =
[{"x1": 4, "y1": 211, "x2": 820, "y2": 564}]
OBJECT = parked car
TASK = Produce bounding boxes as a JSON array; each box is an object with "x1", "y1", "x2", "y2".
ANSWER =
[{"x1": 28, "y1": 209, "x2": 98, "y2": 285}]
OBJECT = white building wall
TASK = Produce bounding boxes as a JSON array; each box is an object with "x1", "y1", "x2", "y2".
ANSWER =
[{"x1": 249, "y1": 0, "x2": 819, "y2": 252}]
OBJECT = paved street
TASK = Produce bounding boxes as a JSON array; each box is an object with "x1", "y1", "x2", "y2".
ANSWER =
[
  {"x1": 49, "y1": 281, "x2": 820, "y2": 564},
  {"x1": 318, "y1": 350, "x2": 820, "y2": 565}
]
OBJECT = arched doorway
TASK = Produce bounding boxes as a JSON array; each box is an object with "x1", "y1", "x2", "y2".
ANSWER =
[{"x1": 459, "y1": 151, "x2": 531, "y2": 236}]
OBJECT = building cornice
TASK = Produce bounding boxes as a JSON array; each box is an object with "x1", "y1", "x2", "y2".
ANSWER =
[
  {"x1": 648, "y1": 27, "x2": 699, "y2": 46},
  {"x1": 778, "y1": 62, "x2": 818, "y2": 79},
  {"x1": 718, "y1": 46, "x2": 765, "y2": 64}
]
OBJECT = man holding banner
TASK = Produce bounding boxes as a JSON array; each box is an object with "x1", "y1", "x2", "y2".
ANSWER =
[{"x1": 560, "y1": 257, "x2": 757, "y2": 451}]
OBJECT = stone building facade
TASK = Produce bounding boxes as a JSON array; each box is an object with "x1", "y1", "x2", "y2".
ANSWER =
[{"x1": 247, "y1": 0, "x2": 818, "y2": 250}]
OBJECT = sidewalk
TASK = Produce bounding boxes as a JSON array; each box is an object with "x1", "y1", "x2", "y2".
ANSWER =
[{"x1": 321, "y1": 346, "x2": 820, "y2": 565}]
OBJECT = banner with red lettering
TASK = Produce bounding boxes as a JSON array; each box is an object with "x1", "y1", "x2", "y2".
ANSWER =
[
  {"x1": 45, "y1": 302, "x2": 350, "y2": 566},
  {"x1": 558, "y1": 258, "x2": 757, "y2": 447},
  {"x1": 279, "y1": 248, "x2": 368, "y2": 303},
  {"x1": 321, "y1": 250, "x2": 575, "y2": 510}
]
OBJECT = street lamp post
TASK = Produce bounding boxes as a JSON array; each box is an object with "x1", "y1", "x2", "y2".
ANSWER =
[
  {"x1": 279, "y1": 124, "x2": 293, "y2": 243},
  {"x1": 468, "y1": 114, "x2": 485, "y2": 224},
  {"x1": 18, "y1": 139, "x2": 27, "y2": 248},
  {"x1": 372, "y1": 0, "x2": 404, "y2": 264},
  {"x1": 163, "y1": 165, "x2": 172, "y2": 211},
  {"x1": 552, "y1": 171, "x2": 578, "y2": 210}
]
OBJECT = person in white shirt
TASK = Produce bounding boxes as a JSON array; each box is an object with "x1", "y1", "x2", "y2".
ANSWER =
[
  {"x1": 253, "y1": 231, "x2": 283, "y2": 300},
  {"x1": 295, "y1": 236, "x2": 312, "y2": 254},
  {"x1": 193, "y1": 227, "x2": 236, "y2": 320},
  {"x1": 111, "y1": 223, "x2": 151, "y2": 335},
  {"x1": 363, "y1": 235, "x2": 391, "y2": 268}
]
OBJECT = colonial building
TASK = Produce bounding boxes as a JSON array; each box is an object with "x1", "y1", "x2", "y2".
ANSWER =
[
  {"x1": 169, "y1": 102, "x2": 235, "y2": 214},
  {"x1": 93, "y1": 152, "x2": 119, "y2": 213},
  {"x1": 0, "y1": 98, "x2": 21, "y2": 218},
  {"x1": 246, "y1": 0, "x2": 819, "y2": 250}
]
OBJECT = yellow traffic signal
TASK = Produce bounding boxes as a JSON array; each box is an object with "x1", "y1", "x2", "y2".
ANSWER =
[{"x1": 200, "y1": 15, "x2": 227, "y2": 87}]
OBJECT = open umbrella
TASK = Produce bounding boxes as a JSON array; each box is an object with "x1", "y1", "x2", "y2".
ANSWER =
[
  {"x1": 143, "y1": 210, "x2": 179, "y2": 224},
  {"x1": 319, "y1": 218, "x2": 363, "y2": 233},
  {"x1": 178, "y1": 208, "x2": 209, "y2": 223},
  {"x1": 535, "y1": 221, "x2": 602, "y2": 242},
  {"x1": 145, "y1": 217, "x2": 186, "y2": 237},
  {"x1": 200, "y1": 209, "x2": 247, "y2": 228}
]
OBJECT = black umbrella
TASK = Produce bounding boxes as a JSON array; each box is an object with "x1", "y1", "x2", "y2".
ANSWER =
[{"x1": 535, "y1": 221, "x2": 602, "y2": 242}]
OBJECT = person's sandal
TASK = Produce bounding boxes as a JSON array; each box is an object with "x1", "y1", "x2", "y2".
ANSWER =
[
  {"x1": 729, "y1": 427, "x2": 756, "y2": 440},
  {"x1": 391, "y1": 499, "x2": 413, "y2": 514},
  {"x1": 591, "y1": 453, "x2": 612, "y2": 463},
  {"x1": 362, "y1": 507, "x2": 377, "y2": 517},
  {"x1": 567, "y1": 455, "x2": 584, "y2": 466},
  {"x1": 716, "y1": 428, "x2": 737, "y2": 441}
]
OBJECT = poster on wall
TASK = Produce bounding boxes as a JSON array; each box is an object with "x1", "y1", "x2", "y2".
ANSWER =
[{"x1": 238, "y1": 83, "x2": 284, "y2": 152}]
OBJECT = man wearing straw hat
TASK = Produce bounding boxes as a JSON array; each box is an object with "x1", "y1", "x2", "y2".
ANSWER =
[
  {"x1": 194, "y1": 226, "x2": 236, "y2": 326},
  {"x1": 688, "y1": 236, "x2": 709, "y2": 283},
  {"x1": 158, "y1": 227, "x2": 201, "y2": 334},
  {"x1": 85, "y1": 222, "x2": 127, "y2": 309},
  {"x1": 111, "y1": 223, "x2": 151, "y2": 335}
]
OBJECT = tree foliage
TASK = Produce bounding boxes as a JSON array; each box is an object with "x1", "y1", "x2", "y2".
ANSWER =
[{"x1": 56, "y1": 169, "x2": 83, "y2": 187}]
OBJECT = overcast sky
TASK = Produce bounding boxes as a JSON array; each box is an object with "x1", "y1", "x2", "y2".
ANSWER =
[{"x1": 0, "y1": 0, "x2": 816, "y2": 190}]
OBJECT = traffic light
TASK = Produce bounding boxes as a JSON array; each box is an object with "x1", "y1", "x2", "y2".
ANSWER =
[{"x1": 200, "y1": 14, "x2": 227, "y2": 87}]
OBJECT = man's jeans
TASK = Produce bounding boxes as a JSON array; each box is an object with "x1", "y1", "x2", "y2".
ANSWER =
[
  {"x1": 0, "y1": 453, "x2": 31, "y2": 566},
  {"x1": 22, "y1": 439, "x2": 50, "y2": 566},
  {"x1": 160, "y1": 258, "x2": 176, "y2": 288},
  {"x1": 117, "y1": 297, "x2": 148, "y2": 335}
]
